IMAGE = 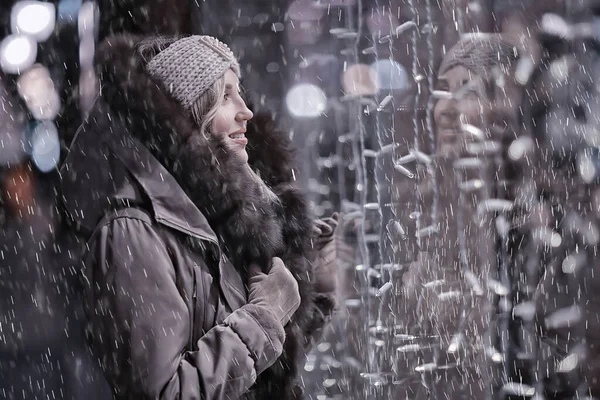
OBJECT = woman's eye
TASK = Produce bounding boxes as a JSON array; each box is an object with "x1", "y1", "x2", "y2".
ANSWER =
[
  {"x1": 224, "y1": 93, "x2": 230, "y2": 100},
  {"x1": 463, "y1": 87, "x2": 479, "y2": 97}
]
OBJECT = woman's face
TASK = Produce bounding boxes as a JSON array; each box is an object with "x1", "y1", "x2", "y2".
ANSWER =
[
  {"x1": 433, "y1": 65, "x2": 490, "y2": 157},
  {"x1": 211, "y1": 69, "x2": 254, "y2": 163}
]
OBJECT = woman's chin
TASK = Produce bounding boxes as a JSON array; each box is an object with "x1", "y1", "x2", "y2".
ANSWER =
[
  {"x1": 222, "y1": 141, "x2": 249, "y2": 164},
  {"x1": 239, "y1": 150, "x2": 249, "y2": 164},
  {"x1": 234, "y1": 148, "x2": 249, "y2": 164},
  {"x1": 437, "y1": 141, "x2": 465, "y2": 159}
]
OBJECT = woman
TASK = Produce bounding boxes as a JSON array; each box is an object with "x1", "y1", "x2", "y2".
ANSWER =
[
  {"x1": 399, "y1": 34, "x2": 520, "y2": 399},
  {"x1": 59, "y1": 34, "x2": 337, "y2": 399},
  {"x1": 433, "y1": 33, "x2": 520, "y2": 158}
]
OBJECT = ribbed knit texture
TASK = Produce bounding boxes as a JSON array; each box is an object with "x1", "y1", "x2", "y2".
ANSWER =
[
  {"x1": 146, "y1": 35, "x2": 240, "y2": 109},
  {"x1": 438, "y1": 34, "x2": 518, "y2": 78}
]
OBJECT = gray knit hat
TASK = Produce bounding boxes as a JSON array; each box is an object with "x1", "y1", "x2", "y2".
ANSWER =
[
  {"x1": 146, "y1": 35, "x2": 240, "y2": 109},
  {"x1": 438, "y1": 34, "x2": 518, "y2": 78}
]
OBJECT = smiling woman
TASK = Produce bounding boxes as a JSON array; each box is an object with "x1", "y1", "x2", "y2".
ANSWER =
[
  {"x1": 433, "y1": 34, "x2": 519, "y2": 158},
  {"x1": 58, "y1": 34, "x2": 338, "y2": 400},
  {"x1": 210, "y1": 70, "x2": 253, "y2": 162}
]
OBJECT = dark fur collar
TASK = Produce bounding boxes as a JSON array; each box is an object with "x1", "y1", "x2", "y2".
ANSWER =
[{"x1": 95, "y1": 33, "x2": 313, "y2": 270}]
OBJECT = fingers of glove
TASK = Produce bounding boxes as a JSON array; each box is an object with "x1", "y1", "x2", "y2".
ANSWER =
[
  {"x1": 321, "y1": 217, "x2": 339, "y2": 230},
  {"x1": 267, "y1": 285, "x2": 300, "y2": 324},
  {"x1": 275, "y1": 286, "x2": 300, "y2": 311},
  {"x1": 313, "y1": 219, "x2": 330, "y2": 235},
  {"x1": 268, "y1": 257, "x2": 286, "y2": 275},
  {"x1": 319, "y1": 222, "x2": 334, "y2": 236},
  {"x1": 314, "y1": 234, "x2": 335, "y2": 251},
  {"x1": 314, "y1": 218, "x2": 330, "y2": 228},
  {"x1": 278, "y1": 295, "x2": 301, "y2": 326},
  {"x1": 265, "y1": 258, "x2": 299, "y2": 299},
  {"x1": 271, "y1": 258, "x2": 296, "y2": 283},
  {"x1": 312, "y1": 225, "x2": 323, "y2": 236},
  {"x1": 249, "y1": 263, "x2": 263, "y2": 276},
  {"x1": 318, "y1": 218, "x2": 338, "y2": 238},
  {"x1": 276, "y1": 270, "x2": 299, "y2": 295},
  {"x1": 247, "y1": 286, "x2": 261, "y2": 304},
  {"x1": 248, "y1": 264, "x2": 265, "y2": 285}
]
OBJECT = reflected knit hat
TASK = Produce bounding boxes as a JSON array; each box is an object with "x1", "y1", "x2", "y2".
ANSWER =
[
  {"x1": 146, "y1": 35, "x2": 240, "y2": 109},
  {"x1": 438, "y1": 34, "x2": 518, "y2": 78}
]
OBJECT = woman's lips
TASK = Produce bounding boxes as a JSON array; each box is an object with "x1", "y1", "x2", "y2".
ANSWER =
[
  {"x1": 438, "y1": 129, "x2": 463, "y2": 142},
  {"x1": 228, "y1": 133, "x2": 248, "y2": 146}
]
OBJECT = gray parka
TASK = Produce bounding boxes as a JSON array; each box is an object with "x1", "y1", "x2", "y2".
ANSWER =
[{"x1": 59, "y1": 34, "x2": 334, "y2": 400}]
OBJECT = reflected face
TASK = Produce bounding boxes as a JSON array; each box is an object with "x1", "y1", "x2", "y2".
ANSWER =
[
  {"x1": 210, "y1": 69, "x2": 254, "y2": 163},
  {"x1": 433, "y1": 65, "x2": 489, "y2": 157}
]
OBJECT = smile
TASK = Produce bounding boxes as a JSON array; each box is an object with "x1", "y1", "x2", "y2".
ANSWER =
[
  {"x1": 228, "y1": 132, "x2": 248, "y2": 145},
  {"x1": 438, "y1": 129, "x2": 463, "y2": 140}
]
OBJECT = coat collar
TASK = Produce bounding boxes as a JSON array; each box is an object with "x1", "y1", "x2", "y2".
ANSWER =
[
  {"x1": 61, "y1": 98, "x2": 218, "y2": 246},
  {"x1": 106, "y1": 122, "x2": 218, "y2": 245},
  {"x1": 61, "y1": 98, "x2": 249, "y2": 311}
]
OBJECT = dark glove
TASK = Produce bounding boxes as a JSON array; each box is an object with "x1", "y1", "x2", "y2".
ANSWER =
[
  {"x1": 248, "y1": 257, "x2": 301, "y2": 326},
  {"x1": 311, "y1": 213, "x2": 340, "y2": 294}
]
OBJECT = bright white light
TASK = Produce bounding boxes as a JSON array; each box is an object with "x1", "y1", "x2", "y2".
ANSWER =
[
  {"x1": 370, "y1": 59, "x2": 409, "y2": 91},
  {"x1": 31, "y1": 121, "x2": 60, "y2": 172},
  {"x1": 577, "y1": 150, "x2": 598, "y2": 183},
  {"x1": 11, "y1": 1, "x2": 56, "y2": 42},
  {"x1": 285, "y1": 84, "x2": 327, "y2": 118},
  {"x1": 79, "y1": 35, "x2": 96, "y2": 69},
  {"x1": 78, "y1": 2, "x2": 99, "y2": 38},
  {"x1": 17, "y1": 64, "x2": 61, "y2": 120},
  {"x1": 343, "y1": 64, "x2": 377, "y2": 96},
  {"x1": 286, "y1": 1, "x2": 324, "y2": 45},
  {"x1": 0, "y1": 35, "x2": 37, "y2": 74}
]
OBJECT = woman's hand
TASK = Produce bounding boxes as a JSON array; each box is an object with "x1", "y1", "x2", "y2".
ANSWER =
[
  {"x1": 311, "y1": 213, "x2": 339, "y2": 294},
  {"x1": 248, "y1": 257, "x2": 301, "y2": 326}
]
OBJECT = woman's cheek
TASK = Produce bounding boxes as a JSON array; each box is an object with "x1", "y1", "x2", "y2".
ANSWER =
[
  {"x1": 458, "y1": 98, "x2": 483, "y2": 127},
  {"x1": 211, "y1": 113, "x2": 228, "y2": 135}
]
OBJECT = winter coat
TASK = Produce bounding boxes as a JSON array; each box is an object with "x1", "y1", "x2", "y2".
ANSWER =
[
  {"x1": 397, "y1": 155, "x2": 496, "y2": 399},
  {"x1": 58, "y1": 34, "x2": 335, "y2": 400}
]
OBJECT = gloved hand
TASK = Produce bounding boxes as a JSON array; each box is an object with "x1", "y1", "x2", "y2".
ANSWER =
[
  {"x1": 311, "y1": 213, "x2": 340, "y2": 294},
  {"x1": 247, "y1": 257, "x2": 301, "y2": 326}
]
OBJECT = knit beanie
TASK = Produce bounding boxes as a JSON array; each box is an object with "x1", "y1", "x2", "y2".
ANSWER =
[
  {"x1": 146, "y1": 35, "x2": 240, "y2": 109},
  {"x1": 438, "y1": 34, "x2": 518, "y2": 78}
]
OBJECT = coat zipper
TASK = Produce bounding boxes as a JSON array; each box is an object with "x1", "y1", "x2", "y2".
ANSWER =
[{"x1": 189, "y1": 267, "x2": 197, "y2": 350}]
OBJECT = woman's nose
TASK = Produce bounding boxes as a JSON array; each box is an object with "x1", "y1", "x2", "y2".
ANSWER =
[
  {"x1": 437, "y1": 98, "x2": 459, "y2": 119},
  {"x1": 237, "y1": 103, "x2": 254, "y2": 122}
]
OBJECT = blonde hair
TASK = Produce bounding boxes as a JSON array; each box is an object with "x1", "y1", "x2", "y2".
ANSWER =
[{"x1": 190, "y1": 76, "x2": 226, "y2": 137}]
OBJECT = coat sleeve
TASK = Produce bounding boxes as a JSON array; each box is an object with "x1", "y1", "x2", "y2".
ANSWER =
[{"x1": 84, "y1": 216, "x2": 285, "y2": 400}]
